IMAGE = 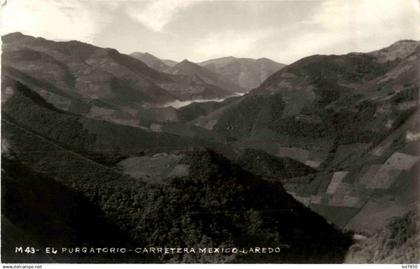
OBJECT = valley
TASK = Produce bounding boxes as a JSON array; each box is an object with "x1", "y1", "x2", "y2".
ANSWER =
[{"x1": 1, "y1": 32, "x2": 419, "y2": 264}]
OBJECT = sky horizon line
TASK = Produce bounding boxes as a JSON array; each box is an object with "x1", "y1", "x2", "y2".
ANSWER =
[
  {"x1": 4, "y1": 30, "x2": 419, "y2": 66},
  {"x1": 3, "y1": 0, "x2": 420, "y2": 64}
]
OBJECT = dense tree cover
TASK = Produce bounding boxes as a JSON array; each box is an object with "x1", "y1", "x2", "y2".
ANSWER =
[{"x1": 2, "y1": 110, "x2": 353, "y2": 263}]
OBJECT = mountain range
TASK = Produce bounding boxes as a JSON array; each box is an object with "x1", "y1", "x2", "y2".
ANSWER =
[
  {"x1": 2, "y1": 32, "x2": 419, "y2": 263},
  {"x1": 199, "y1": 56, "x2": 285, "y2": 91},
  {"x1": 192, "y1": 39, "x2": 420, "y2": 235},
  {"x1": 130, "y1": 51, "x2": 285, "y2": 92}
]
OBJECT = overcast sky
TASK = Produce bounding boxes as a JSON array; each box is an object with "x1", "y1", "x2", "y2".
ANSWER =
[{"x1": 2, "y1": 0, "x2": 420, "y2": 63}]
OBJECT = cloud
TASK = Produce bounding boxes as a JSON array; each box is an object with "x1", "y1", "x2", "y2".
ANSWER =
[
  {"x1": 168, "y1": 0, "x2": 420, "y2": 63},
  {"x1": 2, "y1": 0, "x2": 101, "y2": 42},
  {"x1": 192, "y1": 29, "x2": 273, "y2": 60},
  {"x1": 2, "y1": 0, "x2": 419, "y2": 63},
  {"x1": 313, "y1": 0, "x2": 420, "y2": 40},
  {"x1": 125, "y1": 0, "x2": 200, "y2": 32},
  {"x1": 273, "y1": 0, "x2": 420, "y2": 63}
]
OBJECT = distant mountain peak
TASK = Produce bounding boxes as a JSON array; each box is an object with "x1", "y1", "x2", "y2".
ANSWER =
[
  {"x1": 178, "y1": 59, "x2": 193, "y2": 65},
  {"x1": 130, "y1": 51, "x2": 171, "y2": 72},
  {"x1": 174, "y1": 59, "x2": 202, "y2": 70},
  {"x1": 391, "y1": 39, "x2": 419, "y2": 45},
  {"x1": 2, "y1": 32, "x2": 27, "y2": 43},
  {"x1": 376, "y1": 39, "x2": 419, "y2": 52},
  {"x1": 162, "y1": 59, "x2": 177, "y2": 67},
  {"x1": 199, "y1": 56, "x2": 285, "y2": 91},
  {"x1": 211, "y1": 56, "x2": 237, "y2": 62},
  {"x1": 257, "y1": 57, "x2": 274, "y2": 62},
  {"x1": 131, "y1": 51, "x2": 158, "y2": 59},
  {"x1": 3, "y1": 31, "x2": 24, "y2": 38},
  {"x1": 370, "y1": 39, "x2": 419, "y2": 62},
  {"x1": 167, "y1": 59, "x2": 243, "y2": 93}
]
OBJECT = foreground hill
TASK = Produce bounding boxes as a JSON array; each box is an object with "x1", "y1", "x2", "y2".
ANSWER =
[
  {"x1": 199, "y1": 57, "x2": 285, "y2": 91},
  {"x1": 2, "y1": 158, "x2": 148, "y2": 263},
  {"x1": 2, "y1": 131, "x2": 352, "y2": 263}
]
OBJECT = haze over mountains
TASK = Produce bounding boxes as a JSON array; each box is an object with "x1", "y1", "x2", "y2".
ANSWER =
[
  {"x1": 130, "y1": 51, "x2": 285, "y2": 92},
  {"x1": 199, "y1": 57, "x2": 286, "y2": 90},
  {"x1": 130, "y1": 52, "x2": 176, "y2": 72},
  {"x1": 2, "y1": 32, "x2": 419, "y2": 263}
]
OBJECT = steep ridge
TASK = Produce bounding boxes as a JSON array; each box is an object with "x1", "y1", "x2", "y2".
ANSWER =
[
  {"x1": 2, "y1": 32, "x2": 176, "y2": 104},
  {"x1": 209, "y1": 40, "x2": 420, "y2": 234},
  {"x1": 2, "y1": 33, "x2": 235, "y2": 127}
]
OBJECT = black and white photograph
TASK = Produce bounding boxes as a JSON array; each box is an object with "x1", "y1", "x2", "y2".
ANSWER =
[{"x1": 1, "y1": 0, "x2": 419, "y2": 265}]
